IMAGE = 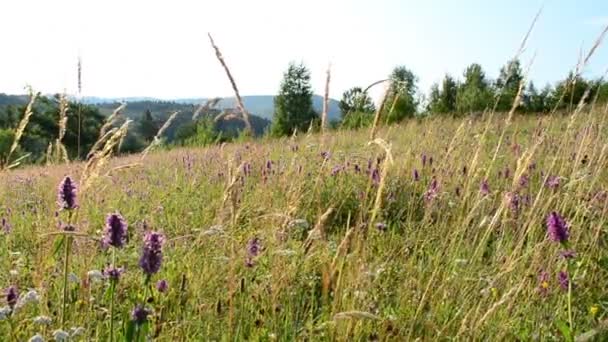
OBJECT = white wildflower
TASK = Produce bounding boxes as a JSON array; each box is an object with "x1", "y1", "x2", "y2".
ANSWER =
[
  {"x1": 28, "y1": 334, "x2": 45, "y2": 342},
  {"x1": 87, "y1": 270, "x2": 103, "y2": 282},
  {"x1": 0, "y1": 306, "x2": 11, "y2": 321},
  {"x1": 52, "y1": 329, "x2": 69, "y2": 341},
  {"x1": 16, "y1": 290, "x2": 40, "y2": 309},
  {"x1": 33, "y1": 315, "x2": 52, "y2": 325},
  {"x1": 9, "y1": 270, "x2": 18, "y2": 276}
]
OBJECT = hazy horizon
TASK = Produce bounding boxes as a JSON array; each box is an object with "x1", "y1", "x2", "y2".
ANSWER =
[{"x1": 2, "y1": 0, "x2": 608, "y2": 101}]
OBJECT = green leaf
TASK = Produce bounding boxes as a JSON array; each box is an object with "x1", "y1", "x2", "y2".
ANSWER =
[
  {"x1": 52, "y1": 236, "x2": 65, "y2": 257},
  {"x1": 555, "y1": 319, "x2": 573, "y2": 342}
]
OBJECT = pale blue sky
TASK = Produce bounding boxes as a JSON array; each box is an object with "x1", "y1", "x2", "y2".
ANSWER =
[{"x1": 0, "y1": 0, "x2": 607, "y2": 100}]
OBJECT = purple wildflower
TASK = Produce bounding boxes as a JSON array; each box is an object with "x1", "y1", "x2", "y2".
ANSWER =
[
  {"x1": 371, "y1": 168, "x2": 380, "y2": 185},
  {"x1": 131, "y1": 305, "x2": 150, "y2": 325},
  {"x1": 103, "y1": 213, "x2": 128, "y2": 249},
  {"x1": 57, "y1": 176, "x2": 78, "y2": 210},
  {"x1": 413, "y1": 169, "x2": 419, "y2": 181},
  {"x1": 421, "y1": 154, "x2": 427, "y2": 167},
  {"x1": 545, "y1": 175, "x2": 560, "y2": 190},
  {"x1": 504, "y1": 167, "x2": 511, "y2": 180},
  {"x1": 103, "y1": 266, "x2": 124, "y2": 281},
  {"x1": 546, "y1": 212, "x2": 569, "y2": 243},
  {"x1": 424, "y1": 179, "x2": 439, "y2": 203},
  {"x1": 156, "y1": 279, "x2": 168, "y2": 293},
  {"x1": 320, "y1": 151, "x2": 330, "y2": 160},
  {"x1": 1, "y1": 217, "x2": 11, "y2": 234},
  {"x1": 462, "y1": 166, "x2": 467, "y2": 176},
  {"x1": 558, "y1": 271, "x2": 570, "y2": 291},
  {"x1": 509, "y1": 192, "x2": 522, "y2": 213},
  {"x1": 245, "y1": 237, "x2": 261, "y2": 267},
  {"x1": 375, "y1": 222, "x2": 387, "y2": 231},
  {"x1": 6, "y1": 285, "x2": 18, "y2": 309},
  {"x1": 518, "y1": 174, "x2": 529, "y2": 188},
  {"x1": 480, "y1": 179, "x2": 490, "y2": 196},
  {"x1": 139, "y1": 231, "x2": 165, "y2": 276},
  {"x1": 331, "y1": 165, "x2": 342, "y2": 176},
  {"x1": 455, "y1": 186, "x2": 461, "y2": 197}
]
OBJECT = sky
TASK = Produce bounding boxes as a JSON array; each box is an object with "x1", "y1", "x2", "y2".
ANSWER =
[{"x1": 1, "y1": 0, "x2": 608, "y2": 101}]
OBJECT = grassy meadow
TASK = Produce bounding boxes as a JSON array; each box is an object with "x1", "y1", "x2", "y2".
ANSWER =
[{"x1": 0, "y1": 107, "x2": 607, "y2": 340}]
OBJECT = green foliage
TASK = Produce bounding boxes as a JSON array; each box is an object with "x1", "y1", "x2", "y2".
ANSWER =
[
  {"x1": 495, "y1": 59, "x2": 524, "y2": 111},
  {"x1": 340, "y1": 111, "x2": 374, "y2": 129},
  {"x1": 522, "y1": 82, "x2": 551, "y2": 113},
  {"x1": 339, "y1": 87, "x2": 375, "y2": 116},
  {"x1": 0, "y1": 95, "x2": 105, "y2": 162},
  {"x1": 384, "y1": 66, "x2": 419, "y2": 122},
  {"x1": 0, "y1": 128, "x2": 14, "y2": 163},
  {"x1": 271, "y1": 62, "x2": 318, "y2": 136},
  {"x1": 175, "y1": 117, "x2": 223, "y2": 147},
  {"x1": 456, "y1": 63, "x2": 493, "y2": 114},
  {"x1": 138, "y1": 109, "x2": 159, "y2": 143},
  {"x1": 427, "y1": 74, "x2": 458, "y2": 114}
]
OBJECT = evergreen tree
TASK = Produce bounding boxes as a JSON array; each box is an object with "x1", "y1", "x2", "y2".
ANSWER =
[
  {"x1": 271, "y1": 62, "x2": 318, "y2": 136},
  {"x1": 384, "y1": 66, "x2": 419, "y2": 122},
  {"x1": 139, "y1": 109, "x2": 158, "y2": 143},
  {"x1": 456, "y1": 63, "x2": 493, "y2": 114}
]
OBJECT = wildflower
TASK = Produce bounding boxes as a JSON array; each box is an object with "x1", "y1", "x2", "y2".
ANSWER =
[
  {"x1": 16, "y1": 290, "x2": 39, "y2": 308},
  {"x1": 1, "y1": 217, "x2": 11, "y2": 233},
  {"x1": 590, "y1": 305, "x2": 599, "y2": 317},
  {"x1": 320, "y1": 151, "x2": 330, "y2": 160},
  {"x1": 538, "y1": 270, "x2": 549, "y2": 295},
  {"x1": 504, "y1": 167, "x2": 511, "y2": 179},
  {"x1": 545, "y1": 175, "x2": 560, "y2": 190},
  {"x1": 462, "y1": 165, "x2": 467, "y2": 176},
  {"x1": 518, "y1": 174, "x2": 529, "y2": 188},
  {"x1": 480, "y1": 179, "x2": 490, "y2": 195},
  {"x1": 421, "y1": 154, "x2": 427, "y2": 167},
  {"x1": 28, "y1": 334, "x2": 44, "y2": 342},
  {"x1": 103, "y1": 213, "x2": 128, "y2": 248},
  {"x1": 131, "y1": 305, "x2": 150, "y2": 325},
  {"x1": 0, "y1": 306, "x2": 11, "y2": 320},
  {"x1": 413, "y1": 169, "x2": 419, "y2": 181},
  {"x1": 375, "y1": 222, "x2": 387, "y2": 231},
  {"x1": 156, "y1": 279, "x2": 168, "y2": 293},
  {"x1": 53, "y1": 329, "x2": 70, "y2": 341},
  {"x1": 57, "y1": 176, "x2": 78, "y2": 210},
  {"x1": 87, "y1": 270, "x2": 104, "y2": 282},
  {"x1": 139, "y1": 231, "x2": 165, "y2": 276},
  {"x1": 546, "y1": 212, "x2": 569, "y2": 243},
  {"x1": 33, "y1": 315, "x2": 52, "y2": 325},
  {"x1": 370, "y1": 168, "x2": 380, "y2": 185},
  {"x1": 103, "y1": 266, "x2": 124, "y2": 282},
  {"x1": 6, "y1": 286, "x2": 18, "y2": 309},
  {"x1": 424, "y1": 179, "x2": 439, "y2": 203},
  {"x1": 61, "y1": 223, "x2": 76, "y2": 232},
  {"x1": 506, "y1": 192, "x2": 520, "y2": 214},
  {"x1": 331, "y1": 165, "x2": 342, "y2": 176},
  {"x1": 246, "y1": 237, "x2": 261, "y2": 267},
  {"x1": 558, "y1": 271, "x2": 570, "y2": 291}
]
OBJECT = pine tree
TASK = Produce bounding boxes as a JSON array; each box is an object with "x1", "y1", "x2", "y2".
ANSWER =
[
  {"x1": 271, "y1": 62, "x2": 318, "y2": 136},
  {"x1": 139, "y1": 109, "x2": 158, "y2": 143}
]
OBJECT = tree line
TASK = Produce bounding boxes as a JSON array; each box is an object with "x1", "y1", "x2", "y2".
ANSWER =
[{"x1": 1, "y1": 57, "x2": 607, "y2": 165}]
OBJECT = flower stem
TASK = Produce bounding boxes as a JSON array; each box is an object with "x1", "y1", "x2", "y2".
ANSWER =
[
  {"x1": 567, "y1": 260, "x2": 573, "y2": 336},
  {"x1": 109, "y1": 249, "x2": 116, "y2": 342},
  {"x1": 61, "y1": 235, "x2": 72, "y2": 328}
]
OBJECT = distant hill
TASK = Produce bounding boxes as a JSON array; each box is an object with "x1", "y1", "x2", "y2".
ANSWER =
[{"x1": 81, "y1": 95, "x2": 342, "y2": 122}]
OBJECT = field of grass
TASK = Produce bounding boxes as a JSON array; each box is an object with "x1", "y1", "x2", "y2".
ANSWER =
[{"x1": 0, "y1": 108, "x2": 607, "y2": 340}]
